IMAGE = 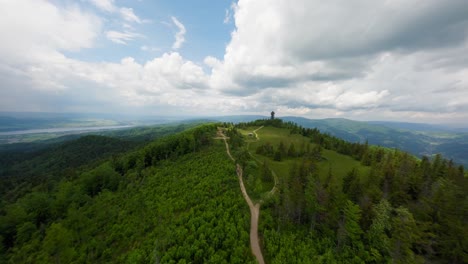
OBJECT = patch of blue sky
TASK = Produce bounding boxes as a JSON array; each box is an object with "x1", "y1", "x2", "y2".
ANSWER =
[{"x1": 63, "y1": 0, "x2": 235, "y2": 65}]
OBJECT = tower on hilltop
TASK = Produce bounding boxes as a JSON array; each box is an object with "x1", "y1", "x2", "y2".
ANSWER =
[{"x1": 271, "y1": 111, "x2": 275, "y2": 120}]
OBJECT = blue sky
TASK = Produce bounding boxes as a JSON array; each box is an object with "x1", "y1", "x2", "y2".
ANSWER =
[
  {"x1": 1, "y1": 0, "x2": 468, "y2": 124},
  {"x1": 63, "y1": 0, "x2": 234, "y2": 64}
]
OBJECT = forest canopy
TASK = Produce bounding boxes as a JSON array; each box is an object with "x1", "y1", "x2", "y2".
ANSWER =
[{"x1": 0, "y1": 120, "x2": 466, "y2": 263}]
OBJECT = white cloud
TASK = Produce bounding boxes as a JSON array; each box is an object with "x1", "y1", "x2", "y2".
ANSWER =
[
  {"x1": 80, "y1": 52, "x2": 210, "y2": 109},
  {"x1": 0, "y1": 1, "x2": 208, "y2": 114},
  {"x1": 223, "y1": 9, "x2": 231, "y2": 24},
  {"x1": 171, "y1": 16, "x2": 186, "y2": 50},
  {"x1": 1, "y1": 0, "x2": 468, "y2": 123},
  {"x1": 0, "y1": 0, "x2": 101, "y2": 70},
  {"x1": 141, "y1": 45, "x2": 160, "y2": 52},
  {"x1": 0, "y1": 0, "x2": 103, "y2": 111},
  {"x1": 119, "y1": 7, "x2": 142, "y2": 23},
  {"x1": 223, "y1": 2, "x2": 237, "y2": 24},
  {"x1": 0, "y1": 1, "x2": 100, "y2": 56},
  {"x1": 204, "y1": 56, "x2": 222, "y2": 69},
  {"x1": 203, "y1": 0, "x2": 468, "y2": 123},
  {"x1": 89, "y1": 0, "x2": 145, "y2": 25},
  {"x1": 106, "y1": 30, "x2": 142, "y2": 44},
  {"x1": 88, "y1": 0, "x2": 116, "y2": 13}
]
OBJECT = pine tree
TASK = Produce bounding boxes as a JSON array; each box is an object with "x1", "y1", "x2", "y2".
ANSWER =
[
  {"x1": 367, "y1": 199, "x2": 392, "y2": 262},
  {"x1": 337, "y1": 200, "x2": 364, "y2": 258},
  {"x1": 287, "y1": 143, "x2": 297, "y2": 157},
  {"x1": 390, "y1": 207, "x2": 422, "y2": 264}
]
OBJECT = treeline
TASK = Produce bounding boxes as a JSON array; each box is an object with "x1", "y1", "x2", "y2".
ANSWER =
[
  {"x1": 111, "y1": 124, "x2": 216, "y2": 175},
  {"x1": 0, "y1": 123, "x2": 203, "y2": 181},
  {"x1": 238, "y1": 119, "x2": 467, "y2": 263},
  {"x1": 255, "y1": 141, "x2": 322, "y2": 161},
  {"x1": 0, "y1": 135, "x2": 134, "y2": 177},
  {"x1": 270, "y1": 152, "x2": 466, "y2": 263},
  {"x1": 0, "y1": 135, "x2": 136, "y2": 203},
  {"x1": 238, "y1": 118, "x2": 379, "y2": 161},
  {"x1": 0, "y1": 124, "x2": 215, "y2": 197}
]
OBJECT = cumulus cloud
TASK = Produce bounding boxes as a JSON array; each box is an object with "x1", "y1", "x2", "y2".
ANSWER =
[
  {"x1": 0, "y1": 0, "x2": 101, "y2": 56},
  {"x1": 171, "y1": 16, "x2": 186, "y2": 50},
  {"x1": 223, "y1": 2, "x2": 237, "y2": 24},
  {"x1": 0, "y1": 0, "x2": 103, "y2": 111},
  {"x1": 0, "y1": 1, "x2": 208, "y2": 115},
  {"x1": 204, "y1": 0, "x2": 468, "y2": 123},
  {"x1": 212, "y1": 0, "x2": 468, "y2": 90},
  {"x1": 1, "y1": 0, "x2": 468, "y2": 123}
]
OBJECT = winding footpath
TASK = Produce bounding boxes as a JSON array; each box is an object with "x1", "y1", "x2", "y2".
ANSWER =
[
  {"x1": 252, "y1": 126, "x2": 264, "y2": 140},
  {"x1": 218, "y1": 129, "x2": 265, "y2": 264}
]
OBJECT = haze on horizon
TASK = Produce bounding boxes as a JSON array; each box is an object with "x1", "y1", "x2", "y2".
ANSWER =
[{"x1": 1, "y1": 0, "x2": 467, "y2": 124}]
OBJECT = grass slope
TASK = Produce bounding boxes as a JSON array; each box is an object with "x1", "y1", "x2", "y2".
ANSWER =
[{"x1": 239, "y1": 126, "x2": 370, "y2": 199}]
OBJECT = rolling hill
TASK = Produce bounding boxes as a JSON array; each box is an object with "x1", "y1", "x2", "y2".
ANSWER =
[
  {"x1": 3, "y1": 113, "x2": 466, "y2": 167},
  {"x1": 281, "y1": 116, "x2": 468, "y2": 167},
  {"x1": 0, "y1": 119, "x2": 466, "y2": 263}
]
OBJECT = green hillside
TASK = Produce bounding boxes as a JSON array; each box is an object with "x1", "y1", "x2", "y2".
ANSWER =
[
  {"x1": 1, "y1": 135, "x2": 133, "y2": 175},
  {"x1": 237, "y1": 126, "x2": 370, "y2": 200},
  {"x1": 283, "y1": 116, "x2": 468, "y2": 167},
  {"x1": 233, "y1": 119, "x2": 467, "y2": 263},
  {"x1": 0, "y1": 124, "x2": 255, "y2": 263},
  {"x1": 0, "y1": 119, "x2": 466, "y2": 263}
]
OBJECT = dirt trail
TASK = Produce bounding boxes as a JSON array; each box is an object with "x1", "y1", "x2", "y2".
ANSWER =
[
  {"x1": 252, "y1": 126, "x2": 264, "y2": 140},
  {"x1": 218, "y1": 129, "x2": 265, "y2": 264},
  {"x1": 237, "y1": 164, "x2": 264, "y2": 264}
]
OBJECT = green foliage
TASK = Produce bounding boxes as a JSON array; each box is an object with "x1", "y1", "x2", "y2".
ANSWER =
[
  {"x1": 0, "y1": 124, "x2": 255, "y2": 263},
  {"x1": 40, "y1": 223, "x2": 76, "y2": 263},
  {"x1": 238, "y1": 119, "x2": 467, "y2": 263},
  {"x1": 367, "y1": 199, "x2": 391, "y2": 262},
  {"x1": 1, "y1": 135, "x2": 134, "y2": 177},
  {"x1": 335, "y1": 200, "x2": 365, "y2": 262},
  {"x1": 390, "y1": 207, "x2": 423, "y2": 263},
  {"x1": 80, "y1": 163, "x2": 121, "y2": 196},
  {"x1": 429, "y1": 178, "x2": 468, "y2": 263},
  {"x1": 342, "y1": 168, "x2": 363, "y2": 203},
  {"x1": 261, "y1": 160, "x2": 273, "y2": 183},
  {"x1": 0, "y1": 123, "x2": 202, "y2": 200},
  {"x1": 1, "y1": 119, "x2": 466, "y2": 263},
  {"x1": 288, "y1": 142, "x2": 297, "y2": 157}
]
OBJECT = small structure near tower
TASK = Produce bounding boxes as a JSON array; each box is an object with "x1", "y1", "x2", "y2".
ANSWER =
[{"x1": 271, "y1": 111, "x2": 275, "y2": 120}]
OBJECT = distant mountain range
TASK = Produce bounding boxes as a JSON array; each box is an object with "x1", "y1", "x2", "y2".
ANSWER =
[
  {"x1": 1, "y1": 112, "x2": 467, "y2": 167},
  {"x1": 368, "y1": 121, "x2": 468, "y2": 133},
  {"x1": 283, "y1": 117, "x2": 468, "y2": 167}
]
